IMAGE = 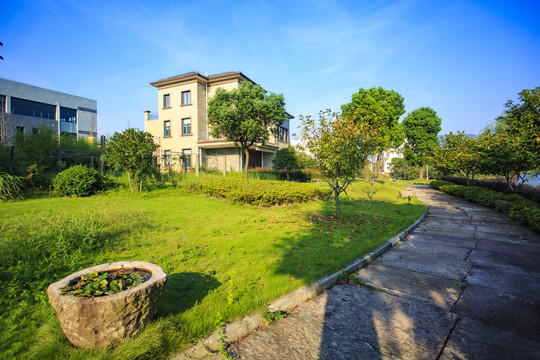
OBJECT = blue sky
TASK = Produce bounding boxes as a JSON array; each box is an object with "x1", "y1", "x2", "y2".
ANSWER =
[{"x1": 1, "y1": 0, "x2": 539, "y2": 139}]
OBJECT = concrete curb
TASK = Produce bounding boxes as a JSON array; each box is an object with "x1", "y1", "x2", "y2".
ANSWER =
[{"x1": 171, "y1": 208, "x2": 427, "y2": 359}]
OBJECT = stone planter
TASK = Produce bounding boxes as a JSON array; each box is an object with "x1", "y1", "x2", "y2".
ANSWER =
[{"x1": 47, "y1": 261, "x2": 167, "y2": 349}]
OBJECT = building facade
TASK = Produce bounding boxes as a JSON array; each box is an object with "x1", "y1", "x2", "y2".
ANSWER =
[
  {"x1": 0, "y1": 78, "x2": 97, "y2": 145},
  {"x1": 144, "y1": 71, "x2": 291, "y2": 172}
]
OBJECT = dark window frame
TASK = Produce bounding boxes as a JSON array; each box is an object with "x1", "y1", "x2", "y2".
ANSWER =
[
  {"x1": 182, "y1": 118, "x2": 191, "y2": 135},
  {"x1": 182, "y1": 148, "x2": 192, "y2": 169},
  {"x1": 164, "y1": 120, "x2": 171, "y2": 137},
  {"x1": 163, "y1": 94, "x2": 171, "y2": 108},
  {"x1": 181, "y1": 91, "x2": 191, "y2": 106}
]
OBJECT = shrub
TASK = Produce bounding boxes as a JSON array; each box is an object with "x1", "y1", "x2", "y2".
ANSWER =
[
  {"x1": 430, "y1": 180, "x2": 540, "y2": 232},
  {"x1": 53, "y1": 165, "x2": 102, "y2": 197},
  {"x1": 0, "y1": 172, "x2": 24, "y2": 201},
  {"x1": 441, "y1": 175, "x2": 540, "y2": 204},
  {"x1": 197, "y1": 179, "x2": 329, "y2": 206},
  {"x1": 389, "y1": 158, "x2": 417, "y2": 180},
  {"x1": 249, "y1": 168, "x2": 313, "y2": 182}
]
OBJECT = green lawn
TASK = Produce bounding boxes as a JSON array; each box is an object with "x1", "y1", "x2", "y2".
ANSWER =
[{"x1": 0, "y1": 178, "x2": 425, "y2": 359}]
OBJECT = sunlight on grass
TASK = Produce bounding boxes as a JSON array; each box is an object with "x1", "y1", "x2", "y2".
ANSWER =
[{"x1": 0, "y1": 178, "x2": 424, "y2": 359}]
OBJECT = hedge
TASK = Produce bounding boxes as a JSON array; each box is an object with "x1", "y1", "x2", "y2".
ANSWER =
[
  {"x1": 197, "y1": 179, "x2": 330, "y2": 206},
  {"x1": 431, "y1": 180, "x2": 540, "y2": 232},
  {"x1": 53, "y1": 165, "x2": 102, "y2": 197}
]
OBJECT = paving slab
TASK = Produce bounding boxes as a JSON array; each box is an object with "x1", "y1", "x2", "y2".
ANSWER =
[
  {"x1": 467, "y1": 210, "x2": 514, "y2": 224},
  {"x1": 407, "y1": 232, "x2": 476, "y2": 249},
  {"x1": 477, "y1": 238, "x2": 540, "y2": 257},
  {"x1": 451, "y1": 285, "x2": 540, "y2": 341},
  {"x1": 468, "y1": 248, "x2": 540, "y2": 273},
  {"x1": 475, "y1": 229, "x2": 539, "y2": 244},
  {"x1": 439, "y1": 316, "x2": 540, "y2": 360},
  {"x1": 415, "y1": 225, "x2": 475, "y2": 239},
  {"x1": 419, "y1": 218, "x2": 471, "y2": 226},
  {"x1": 355, "y1": 264, "x2": 463, "y2": 310},
  {"x1": 373, "y1": 243, "x2": 471, "y2": 281},
  {"x1": 391, "y1": 239, "x2": 471, "y2": 260},
  {"x1": 228, "y1": 285, "x2": 457, "y2": 360},
  {"x1": 476, "y1": 223, "x2": 540, "y2": 242},
  {"x1": 425, "y1": 208, "x2": 468, "y2": 219},
  {"x1": 466, "y1": 263, "x2": 540, "y2": 302}
]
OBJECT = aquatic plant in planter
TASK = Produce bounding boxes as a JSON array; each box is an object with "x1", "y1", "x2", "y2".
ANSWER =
[{"x1": 47, "y1": 261, "x2": 167, "y2": 349}]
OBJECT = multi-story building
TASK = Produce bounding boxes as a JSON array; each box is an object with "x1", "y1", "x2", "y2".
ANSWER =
[
  {"x1": 0, "y1": 78, "x2": 97, "y2": 145},
  {"x1": 144, "y1": 71, "x2": 292, "y2": 172}
]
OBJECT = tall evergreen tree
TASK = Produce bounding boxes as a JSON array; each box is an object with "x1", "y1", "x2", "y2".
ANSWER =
[{"x1": 402, "y1": 107, "x2": 442, "y2": 179}]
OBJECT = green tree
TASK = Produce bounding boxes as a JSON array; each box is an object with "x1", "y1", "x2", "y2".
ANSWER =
[
  {"x1": 208, "y1": 81, "x2": 287, "y2": 179},
  {"x1": 299, "y1": 110, "x2": 367, "y2": 216},
  {"x1": 402, "y1": 107, "x2": 441, "y2": 179},
  {"x1": 476, "y1": 132, "x2": 531, "y2": 190},
  {"x1": 490, "y1": 86, "x2": 540, "y2": 185},
  {"x1": 272, "y1": 146, "x2": 300, "y2": 181},
  {"x1": 296, "y1": 151, "x2": 318, "y2": 170},
  {"x1": 342, "y1": 87, "x2": 406, "y2": 179},
  {"x1": 104, "y1": 128, "x2": 158, "y2": 192},
  {"x1": 389, "y1": 157, "x2": 418, "y2": 180},
  {"x1": 432, "y1": 131, "x2": 480, "y2": 185}
]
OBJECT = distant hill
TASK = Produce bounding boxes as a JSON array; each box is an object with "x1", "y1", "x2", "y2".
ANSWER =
[{"x1": 466, "y1": 133, "x2": 478, "y2": 138}]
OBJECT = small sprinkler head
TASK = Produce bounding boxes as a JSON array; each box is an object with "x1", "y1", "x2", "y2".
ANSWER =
[{"x1": 408, "y1": 195, "x2": 411, "y2": 204}]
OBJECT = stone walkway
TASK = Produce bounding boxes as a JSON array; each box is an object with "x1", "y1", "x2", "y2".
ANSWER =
[{"x1": 225, "y1": 185, "x2": 540, "y2": 359}]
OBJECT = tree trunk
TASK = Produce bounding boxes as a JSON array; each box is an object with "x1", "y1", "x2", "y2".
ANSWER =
[
  {"x1": 139, "y1": 176, "x2": 143, "y2": 193},
  {"x1": 243, "y1": 147, "x2": 250, "y2": 180},
  {"x1": 127, "y1": 171, "x2": 133, "y2": 192},
  {"x1": 418, "y1": 165, "x2": 424, "y2": 179},
  {"x1": 334, "y1": 187, "x2": 341, "y2": 217},
  {"x1": 364, "y1": 163, "x2": 370, "y2": 181},
  {"x1": 376, "y1": 152, "x2": 382, "y2": 179}
]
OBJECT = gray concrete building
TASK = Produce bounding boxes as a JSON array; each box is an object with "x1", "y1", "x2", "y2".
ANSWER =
[{"x1": 0, "y1": 78, "x2": 97, "y2": 145}]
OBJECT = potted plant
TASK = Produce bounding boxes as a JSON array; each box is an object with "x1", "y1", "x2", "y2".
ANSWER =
[{"x1": 47, "y1": 261, "x2": 167, "y2": 348}]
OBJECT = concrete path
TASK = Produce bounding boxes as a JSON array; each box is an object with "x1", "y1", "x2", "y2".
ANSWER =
[{"x1": 225, "y1": 185, "x2": 540, "y2": 360}]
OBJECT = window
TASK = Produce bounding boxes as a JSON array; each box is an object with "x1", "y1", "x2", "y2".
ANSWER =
[
  {"x1": 181, "y1": 91, "x2": 191, "y2": 105},
  {"x1": 11, "y1": 97, "x2": 56, "y2": 119},
  {"x1": 163, "y1": 94, "x2": 170, "y2": 108},
  {"x1": 60, "y1": 107, "x2": 77, "y2": 134},
  {"x1": 279, "y1": 127, "x2": 289, "y2": 142},
  {"x1": 0, "y1": 95, "x2": 6, "y2": 115},
  {"x1": 164, "y1": 150, "x2": 171, "y2": 169},
  {"x1": 164, "y1": 120, "x2": 171, "y2": 137},
  {"x1": 182, "y1": 118, "x2": 191, "y2": 135},
  {"x1": 182, "y1": 149, "x2": 192, "y2": 169}
]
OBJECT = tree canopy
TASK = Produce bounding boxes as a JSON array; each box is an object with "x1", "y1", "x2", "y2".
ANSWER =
[
  {"x1": 432, "y1": 131, "x2": 480, "y2": 185},
  {"x1": 402, "y1": 107, "x2": 441, "y2": 178},
  {"x1": 272, "y1": 146, "x2": 299, "y2": 180},
  {"x1": 207, "y1": 81, "x2": 287, "y2": 179},
  {"x1": 104, "y1": 128, "x2": 158, "y2": 192},
  {"x1": 341, "y1": 87, "x2": 405, "y2": 178},
  {"x1": 299, "y1": 110, "x2": 367, "y2": 216}
]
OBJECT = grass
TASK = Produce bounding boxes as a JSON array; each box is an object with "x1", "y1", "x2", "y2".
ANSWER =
[{"x1": 0, "y1": 177, "x2": 424, "y2": 359}]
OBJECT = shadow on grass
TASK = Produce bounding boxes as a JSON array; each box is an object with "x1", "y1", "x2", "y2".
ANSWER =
[
  {"x1": 272, "y1": 198, "x2": 424, "y2": 286},
  {"x1": 158, "y1": 272, "x2": 220, "y2": 316}
]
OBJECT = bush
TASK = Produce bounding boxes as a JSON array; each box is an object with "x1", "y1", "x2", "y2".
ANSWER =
[
  {"x1": 53, "y1": 165, "x2": 102, "y2": 197},
  {"x1": 197, "y1": 179, "x2": 330, "y2": 206},
  {"x1": 390, "y1": 158, "x2": 417, "y2": 180},
  {"x1": 249, "y1": 168, "x2": 313, "y2": 182},
  {"x1": 431, "y1": 180, "x2": 540, "y2": 232},
  {"x1": 0, "y1": 172, "x2": 24, "y2": 201},
  {"x1": 441, "y1": 175, "x2": 540, "y2": 204}
]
